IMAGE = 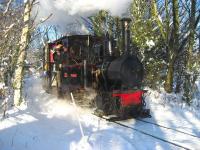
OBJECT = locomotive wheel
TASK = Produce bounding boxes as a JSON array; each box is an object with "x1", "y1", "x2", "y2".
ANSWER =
[
  {"x1": 56, "y1": 71, "x2": 63, "y2": 98},
  {"x1": 95, "y1": 93, "x2": 114, "y2": 115},
  {"x1": 57, "y1": 87, "x2": 63, "y2": 98},
  {"x1": 102, "y1": 101, "x2": 114, "y2": 115},
  {"x1": 56, "y1": 83, "x2": 64, "y2": 98},
  {"x1": 95, "y1": 95, "x2": 103, "y2": 110},
  {"x1": 117, "y1": 107, "x2": 128, "y2": 120},
  {"x1": 43, "y1": 72, "x2": 52, "y2": 93},
  {"x1": 113, "y1": 98, "x2": 129, "y2": 119}
]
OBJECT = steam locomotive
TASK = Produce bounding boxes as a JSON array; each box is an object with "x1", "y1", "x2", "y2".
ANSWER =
[{"x1": 42, "y1": 18, "x2": 150, "y2": 119}]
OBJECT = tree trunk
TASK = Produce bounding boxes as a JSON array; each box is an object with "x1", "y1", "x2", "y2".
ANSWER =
[
  {"x1": 187, "y1": 0, "x2": 196, "y2": 70},
  {"x1": 13, "y1": 1, "x2": 32, "y2": 106},
  {"x1": 151, "y1": 0, "x2": 166, "y2": 40},
  {"x1": 175, "y1": 58, "x2": 182, "y2": 93},
  {"x1": 199, "y1": 29, "x2": 200, "y2": 53},
  {"x1": 164, "y1": 0, "x2": 179, "y2": 93},
  {"x1": 164, "y1": 62, "x2": 174, "y2": 93},
  {"x1": 151, "y1": 0, "x2": 178, "y2": 93},
  {"x1": 183, "y1": 0, "x2": 196, "y2": 103}
]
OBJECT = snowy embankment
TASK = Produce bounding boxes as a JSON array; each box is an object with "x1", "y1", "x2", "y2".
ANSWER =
[{"x1": 0, "y1": 75, "x2": 200, "y2": 150}]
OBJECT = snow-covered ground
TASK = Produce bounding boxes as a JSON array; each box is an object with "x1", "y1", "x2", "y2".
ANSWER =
[{"x1": 0, "y1": 75, "x2": 200, "y2": 150}]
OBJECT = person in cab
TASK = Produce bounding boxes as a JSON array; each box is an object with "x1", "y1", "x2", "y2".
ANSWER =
[{"x1": 53, "y1": 44, "x2": 63, "y2": 97}]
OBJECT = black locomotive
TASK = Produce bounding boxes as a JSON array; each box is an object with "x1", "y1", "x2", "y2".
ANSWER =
[{"x1": 42, "y1": 18, "x2": 150, "y2": 119}]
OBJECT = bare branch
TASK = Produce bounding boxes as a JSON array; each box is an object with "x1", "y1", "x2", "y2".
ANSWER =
[
  {"x1": 3, "y1": 23, "x2": 15, "y2": 38},
  {"x1": 33, "y1": 1, "x2": 39, "y2": 6},
  {"x1": 3, "y1": 0, "x2": 13, "y2": 15},
  {"x1": 32, "y1": 13, "x2": 53, "y2": 29},
  {"x1": 178, "y1": 11, "x2": 200, "y2": 54}
]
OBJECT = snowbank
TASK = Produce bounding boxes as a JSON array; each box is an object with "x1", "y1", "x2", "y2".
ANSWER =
[{"x1": 0, "y1": 75, "x2": 200, "y2": 150}]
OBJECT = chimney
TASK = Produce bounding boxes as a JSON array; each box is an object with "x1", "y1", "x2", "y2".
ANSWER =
[
  {"x1": 104, "y1": 32, "x2": 112, "y2": 57},
  {"x1": 121, "y1": 18, "x2": 131, "y2": 54}
]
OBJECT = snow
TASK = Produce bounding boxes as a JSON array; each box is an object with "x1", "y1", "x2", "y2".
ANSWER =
[
  {"x1": 146, "y1": 40, "x2": 155, "y2": 50},
  {"x1": 0, "y1": 75, "x2": 200, "y2": 150},
  {"x1": 197, "y1": 80, "x2": 200, "y2": 92},
  {"x1": 0, "y1": 83, "x2": 5, "y2": 89}
]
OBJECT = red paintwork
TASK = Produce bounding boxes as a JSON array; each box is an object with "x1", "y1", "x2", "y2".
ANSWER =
[
  {"x1": 63, "y1": 73, "x2": 77, "y2": 78},
  {"x1": 112, "y1": 90, "x2": 145, "y2": 107},
  {"x1": 64, "y1": 73, "x2": 68, "y2": 77},
  {"x1": 50, "y1": 50, "x2": 54, "y2": 63},
  {"x1": 70, "y1": 74, "x2": 78, "y2": 78}
]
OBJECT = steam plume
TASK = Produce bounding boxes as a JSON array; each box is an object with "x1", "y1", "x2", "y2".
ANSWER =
[{"x1": 34, "y1": 0, "x2": 131, "y2": 34}]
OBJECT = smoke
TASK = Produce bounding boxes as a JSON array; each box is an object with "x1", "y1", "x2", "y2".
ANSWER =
[
  {"x1": 53, "y1": 0, "x2": 131, "y2": 16},
  {"x1": 34, "y1": 0, "x2": 131, "y2": 34}
]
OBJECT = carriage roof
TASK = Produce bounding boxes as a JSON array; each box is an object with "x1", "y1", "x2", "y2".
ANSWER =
[{"x1": 48, "y1": 34, "x2": 103, "y2": 46}]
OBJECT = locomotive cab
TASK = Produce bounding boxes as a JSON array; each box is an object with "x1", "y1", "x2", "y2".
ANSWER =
[{"x1": 43, "y1": 35, "x2": 105, "y2": 96}]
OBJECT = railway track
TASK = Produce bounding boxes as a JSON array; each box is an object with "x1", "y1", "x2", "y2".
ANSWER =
[
  {"x1": 94, "y1": 115, "x2": 192, "y2": 150},
  {"x1": 70, "y1": 93, "x2": 197, "y2": 150},
  {"x1": 136, "y1": 118, "x2": 200, "y2": 139}
]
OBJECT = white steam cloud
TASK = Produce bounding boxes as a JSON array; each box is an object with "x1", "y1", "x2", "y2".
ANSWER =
[{"x1": 34, "y1": 0, "x2": 131, "y2": 35}]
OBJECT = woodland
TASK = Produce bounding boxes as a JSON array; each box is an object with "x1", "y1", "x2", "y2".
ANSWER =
[{"x1": 0, "y1": 0, "x2": 200, "y2": 112}]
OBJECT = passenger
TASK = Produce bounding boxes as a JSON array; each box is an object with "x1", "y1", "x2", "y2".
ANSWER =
[
  {"x1": 53, "y1": 44, "x2": 63, "y2": 70},
  {"x1": 69, "y1": 47, "x2": 79, "y2": 64},
  {"x1": 61, "y1": 46, "x2": 69, "y2": 67},
  {"x1": 69, "y1": 47, "x2": 75, "y2": 58},
  {"x1": 53, "y1": 44, "x2": 63, "y2": 97}
]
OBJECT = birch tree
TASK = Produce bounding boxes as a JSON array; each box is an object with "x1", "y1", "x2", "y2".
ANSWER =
[
  {"x1": 13, "y1": 0, "x2": 35, "y2": 106},
  {"x1": 0, "y1": 0, "x2": 24, "y2": 112},
  {"x1": 0, "y1": 1, "x2": 23, "y2": 85}
]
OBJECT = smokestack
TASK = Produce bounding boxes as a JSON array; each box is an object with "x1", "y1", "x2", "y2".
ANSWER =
[
  {"x1": 105, "y1": 32, "x2": 112, "y2": 57},
  {"x1": 121, "y1": 18, "x2": 131, "y2": 54}
]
